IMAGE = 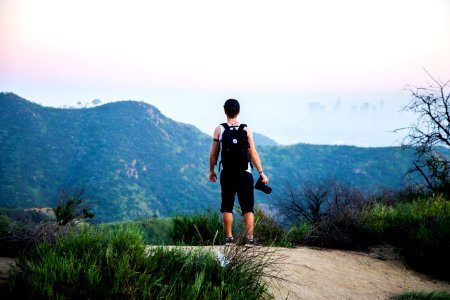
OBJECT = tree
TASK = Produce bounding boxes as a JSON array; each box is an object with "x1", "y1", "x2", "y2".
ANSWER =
[
  {"x1": 398, "y1": 72, "x2": 450, "y2": 194},
  {"x1": 279, "y1": 180, "x2": 335, "y2": 225}
]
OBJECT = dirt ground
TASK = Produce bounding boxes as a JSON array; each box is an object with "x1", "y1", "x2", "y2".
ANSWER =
[
  {"x1": 266, "y1": 245, "x2": 450, "y2": 300},
  {"x1": 1, "y1": 245, "x2": 449, "y2": 299}
]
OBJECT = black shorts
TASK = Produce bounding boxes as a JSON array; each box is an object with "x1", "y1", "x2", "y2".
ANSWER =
[{"x1": 220, "y1": 170, "x2": 254, "y2": 215}]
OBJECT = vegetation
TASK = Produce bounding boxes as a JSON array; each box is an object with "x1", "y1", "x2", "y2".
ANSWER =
[
  {"x1": 171, "y1": 209, "x2": 224, "y2": 246},
  {"x1": 2, "y1": 76, "x2": 450, "y2": 295},
  {"x1": 53, "y1": 189, "x2": 94, "y2": 225},
  {"x1": 363, "y1": 194, "x2": 450, "y2": 279},
  {"x1": 0, "y1": 92, "x2": 216, "y2": 222},
  {"x1": 101, "y1": 217, "x2": 173, "y2": 245},
  {"x1": 169, "y1": 207, "x2": 306, "y2": 247},
  {"x1": 275, "y1": 175, "x2": 450, "y2": 280},
  {"x1": 390, "y1": 290, "x2": 450, "y2": 300},
  {"x1": 1, "y1": 92, "x2": 420, "y2": 222},
  {"x1": 398, "y1": 72, "x2": 450, "y2": 196},
  {"x1": 1, "y1": 182, "x2": 449, "y2": 298},
  {"x1": 7, "y1": 226, "x2": 275, "y2": 299}
]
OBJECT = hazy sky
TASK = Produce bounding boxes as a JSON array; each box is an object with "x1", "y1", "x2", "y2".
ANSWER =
[{"x1": 1, "y1": 0, "x2": 450, "y2": 146}]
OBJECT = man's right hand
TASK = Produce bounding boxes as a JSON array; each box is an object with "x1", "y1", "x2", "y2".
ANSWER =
[
  {"x1": 208, "y1": 171, "x2": 217, "y2": 182},
  {"x1": 260, "y1": 172, "x2": 269, "y2": 184}
]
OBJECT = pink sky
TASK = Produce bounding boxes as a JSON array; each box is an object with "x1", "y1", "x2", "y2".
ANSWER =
[{"x1": 1, "y1": 0, "x2": 450, "y2": 146}]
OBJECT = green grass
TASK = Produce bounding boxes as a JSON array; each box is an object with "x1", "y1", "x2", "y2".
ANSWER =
[
  {"x1": 390, "y1": 290, "x2": 450, "y2": 300},
  {"x1": 170, "y1": 209, "x2": 225, "y2": 246},
  {"x1": 363, "y1": 194, "x2": 450, "y2": 280},
  {"x1": 7, "y1": 225, "x2": 275, "y2": 299},
  {"x1": 169, "y1": 207, "x2": 305, "y2": 247},
  {"x1": 99, "y1": 216, "x2": 173, "y2": 245}
]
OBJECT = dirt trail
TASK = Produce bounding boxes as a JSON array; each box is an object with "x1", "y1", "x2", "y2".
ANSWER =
[
  {"x1": 268, "y1": 245, "x2": 450, "y2": 300},
  {"x1": 1, "y1": 245, "x2": 449, "y2": 299}
]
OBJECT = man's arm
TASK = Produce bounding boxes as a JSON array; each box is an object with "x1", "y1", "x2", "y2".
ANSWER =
[
  {"x1": 208, "y1": 126, "x2": 221, "y2": 182},
  {"x1": 245, "y1": 127, "x2": 269, "y2": 184}
]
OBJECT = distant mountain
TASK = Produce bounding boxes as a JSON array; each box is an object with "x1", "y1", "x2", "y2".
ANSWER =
[
  {"x1": 253, "y1": 133, "x2": 278, "y2": 146},
  {"x1": 0, "y1": 92, "x2": 417, "y2": 222}
]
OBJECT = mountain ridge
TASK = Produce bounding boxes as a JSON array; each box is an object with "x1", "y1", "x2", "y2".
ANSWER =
[{"x1": 0, "y1": 92, "x2": 415, "y2": 222}]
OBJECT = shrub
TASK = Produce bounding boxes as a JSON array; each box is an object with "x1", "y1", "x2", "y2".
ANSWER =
[
  {"x1": 390, "y1": 290, "x2": 450, "y2": 300},
  {"x1": 53, "y1": 189, "x2": 94, "y2": 225},
  {"x1": 8, "y1": 225, "x2": 275, "y2": 299},
  {"x1": 170, "y1": 209, "x2": 224, "y2": 245},
  {"x1": 298, "y1": 184, "x2": 378, "y2": 250},
  {"x1": 0, "y1": 208, "x2": 51, "y2": 224},
  {"x1": 281, "y1": 222, "x2": 312, "y2": 246},
  {"x1": 363, "y1": 194, "x2": 450, "y2": 279},
  {"x1": 302, "y1": 213, "x2": 378, "y2": 250},
  {"x1": 101, "y1": 217, "x2": 174, "y2": 245},
  {"x1": 0, "y1": 218, "x2": 80, "y2": 257},
  {"x1": 253, "y1": 207, "x2": 287, "y2": 246}
]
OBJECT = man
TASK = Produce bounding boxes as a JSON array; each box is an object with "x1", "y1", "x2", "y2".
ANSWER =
[{"x1": 208, "y1": 99, "x2": 269, "y2": 246}]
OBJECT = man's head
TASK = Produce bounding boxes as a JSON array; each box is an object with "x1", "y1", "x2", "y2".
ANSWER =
[{"x1": 224, "y1": 99, "x2": 240, "y2": 118}]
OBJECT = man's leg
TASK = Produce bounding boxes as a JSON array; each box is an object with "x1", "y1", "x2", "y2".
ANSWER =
[
  {"x1": 237, "y1": 172, "x2": 255, "y2": 241},
  {"x1": 222, "y1": 212, "x2": 233, "y2": 237},
  {"x1": 243, "y1": 212, "x2": 254, "y2": 240}
]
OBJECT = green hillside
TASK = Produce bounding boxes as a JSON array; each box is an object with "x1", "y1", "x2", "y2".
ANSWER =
[
  {"x1": 0, "y1": 92, "x2": 416, "y2": 222},
  {"x1": 259, "y1": 144, "x2": 415, "y2": 193},
  {"x1": 0, "y1": 92, "x2": 218, "y2": 222}
]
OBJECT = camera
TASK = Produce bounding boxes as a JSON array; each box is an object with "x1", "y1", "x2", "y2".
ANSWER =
[{"x1": 254, "y1": 176, "x2": 272, "y2": 194}]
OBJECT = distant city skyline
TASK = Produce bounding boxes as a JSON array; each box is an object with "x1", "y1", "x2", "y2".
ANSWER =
[{"x1": 1, "y1": 0, "x2": 449, "y2": 146}]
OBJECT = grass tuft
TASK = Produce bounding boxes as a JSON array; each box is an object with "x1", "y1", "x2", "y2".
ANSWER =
[
  {"x1": 7, "y1": 224, "x2": 276, "y2": 299},
  {"x1": 390, "y1": 290, "x2": 450, "y2": 300}
]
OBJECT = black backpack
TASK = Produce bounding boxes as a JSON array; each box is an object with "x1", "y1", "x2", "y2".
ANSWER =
[{"x1": 219, "y1": 123, "x2": 250, "y2": 171}]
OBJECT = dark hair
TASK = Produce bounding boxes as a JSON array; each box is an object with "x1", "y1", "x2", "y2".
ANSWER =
[{"x1": 223, "y1": 99, "x2": 240, "y2": 118}]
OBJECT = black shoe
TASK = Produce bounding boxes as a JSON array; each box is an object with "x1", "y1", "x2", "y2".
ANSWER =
[
  {"x1": 225, "y1": 236, "x2": 235, "y2": 245},
  {"x1": 245, "y1": 238, "x2": 262, "y2": 247}
]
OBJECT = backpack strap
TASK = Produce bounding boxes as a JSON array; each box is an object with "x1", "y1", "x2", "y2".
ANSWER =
[
  {"x1": 221, "y1": 123, "x2": 246, "y2": 131},
  {"x1": 238, "y1": 124, "x2": 252, "y2": 169},
  {"x1": 221, "y1": 123, "x2": 230, "y2": 131},
  {"x1": 218, "y1": 123, "x2": 228, "y2": 171}
]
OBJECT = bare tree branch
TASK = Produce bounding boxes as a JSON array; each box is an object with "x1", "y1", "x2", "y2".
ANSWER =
[{"x1": 399, "y1": 73, "x2": 450, "y2": 194}]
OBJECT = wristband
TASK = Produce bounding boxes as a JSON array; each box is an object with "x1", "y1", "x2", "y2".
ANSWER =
[{"x1": 258, "y1": 170, "x2": 263, "y2": 173}]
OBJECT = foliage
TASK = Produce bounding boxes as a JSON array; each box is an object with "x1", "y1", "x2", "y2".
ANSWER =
[
  {"x1": 100, "y1": 216, "x2": 173, "y2": 245},
  {"x1": 1, "y1": 92, "x2": 419, "y2": 222},
  {"x1": 0, "y1": 205, "x2": 82, "y2": 257},
  {"x1": 390, "y1": 290, "x2": 450, "y2": 300},
  {"x1": 0, "y1": 92, "x2": 216, "y2": 222},
  {"x1": 0, "y1": 218, "x2": 80, "y2": 257},
  {"x1": 363, "y1": 195, "x2": 450, "y2": 279},
  {"x1": 170, "y1": 209, "x2": 225, "y2": 246},
  {"x1": 53, "y1": 189, "x2": 94, "y2": 225},
  {"x1": 278, "y1": 180, "x2": 383, "y2": 249},
  {"x1": 279, "y1": 180, "x2": 333, "y2": 224},
  {"x1": 7, "y1": 225, "x2": 275, "y2": 299},
  {"x1": 301, "y1": 186, "x2": 378, "y2": 250},
  {"x1": 278, "y1": 222, "x2": 311, "y2": 246},
  {"x1": 398, "y1": 73, "x2": 450, "y2": 195},
  {"x1": 253, "y1": 207, "x2": 288, "y2": 246},
  {"x1": 0, "y1": 208, "x2": 52, "y2": 224},
  {"x1": 278, "y1": 180, "x2": 377, "y2": 226},
  {"x1": 170, "y1": 206, "x2": 297, "y2": 247}
]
